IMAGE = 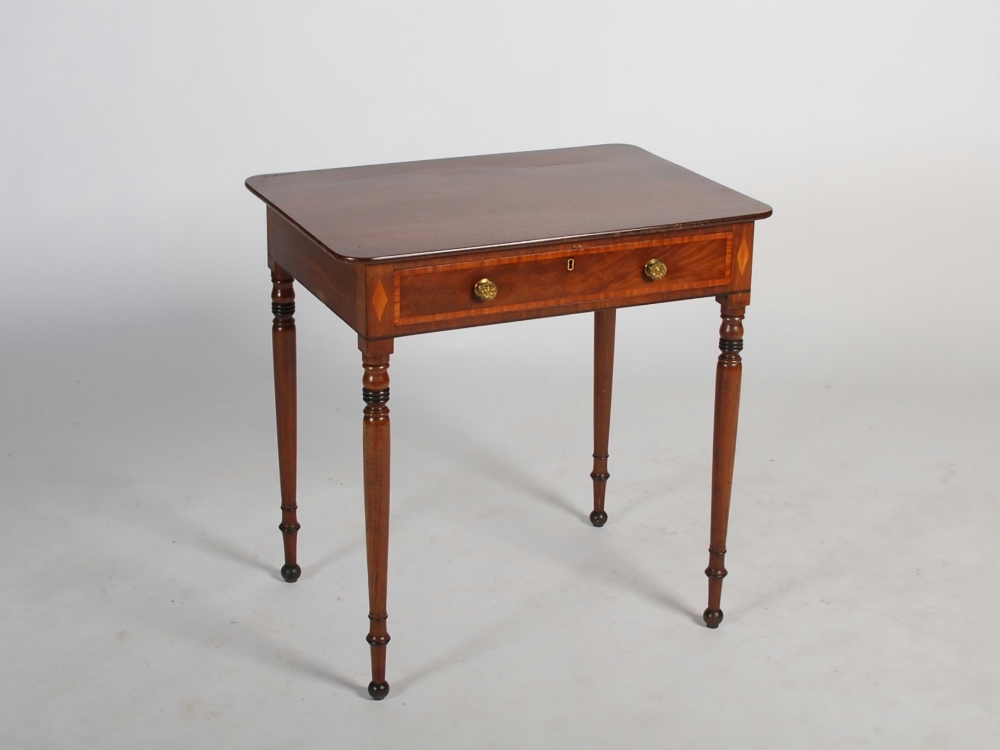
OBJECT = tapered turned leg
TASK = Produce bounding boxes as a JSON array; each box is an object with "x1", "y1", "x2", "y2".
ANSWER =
[
  {"x1": 271, "y1": 263, "x2": 300, "y2": 583},
  {"x1": 590, "y1": 309, "x2": 616, "y2": 527},
  {"x1": 704, "y1": 293, "x2": 748, "y2": 628},
  {"x1": 361, "y1": 339, "x2": 393, "y2": 700}
]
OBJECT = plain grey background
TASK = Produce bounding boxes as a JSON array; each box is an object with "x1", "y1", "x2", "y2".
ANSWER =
[{"x1": 2, "y1": 2, "x2": 998, "y2": 748}]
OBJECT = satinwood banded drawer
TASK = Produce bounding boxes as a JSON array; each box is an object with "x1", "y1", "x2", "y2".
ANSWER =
[{"x1": 393, "y1": 231, "x2": 733, "y2": 326}]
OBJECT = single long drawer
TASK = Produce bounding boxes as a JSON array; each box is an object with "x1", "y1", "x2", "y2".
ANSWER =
[{"x1": 393, "y1": 232, "x2": 732, "y2": 326}]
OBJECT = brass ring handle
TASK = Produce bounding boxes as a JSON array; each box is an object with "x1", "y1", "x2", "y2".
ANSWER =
[
  {"x1": 644, "y1": 258, "x2": 668, "y2": 280},
  {"x1": 473, "y1": 278, "x2": 498, "y2": 301}
]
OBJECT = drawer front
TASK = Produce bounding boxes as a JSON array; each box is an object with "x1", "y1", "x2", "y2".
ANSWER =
[{"x1": 394, "y1": 232, "x2": 732, "y2": 326}]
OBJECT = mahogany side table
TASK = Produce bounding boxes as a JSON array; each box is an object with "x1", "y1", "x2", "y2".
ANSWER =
[{"x1": 245, "y1": 144, "x2": 772, "y2": 700}]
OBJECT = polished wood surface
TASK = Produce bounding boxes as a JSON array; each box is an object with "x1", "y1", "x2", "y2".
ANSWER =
[
  {"x1": 266, "y1": 208, "x2": 756, "y2": 342},
  {"x1": 250, "y1": 145, "x2": 770, "y2": 699},
  {"x1": 394, "y1": 231, "x2": 732, "y2": 326},
  {"x1": 267, "y1": 209, "x2": 364, "y2": 332},
  {"x1": 247, "y1": 144, "x2": 771, "y2": 261}
]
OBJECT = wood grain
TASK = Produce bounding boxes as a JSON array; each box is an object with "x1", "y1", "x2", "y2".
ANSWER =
[
  {"x1": 261, "y1": 195, "x2": 755, "y2": 341},
  {"x1": 267, "y1": 208, "x2": 364, "y2": 331},
  {"x1": 246, "y1": 144, "x2": 771, "y2": 261},
  {"x1": 394, "y1": 232, "x2": 731, "y2": 326}
]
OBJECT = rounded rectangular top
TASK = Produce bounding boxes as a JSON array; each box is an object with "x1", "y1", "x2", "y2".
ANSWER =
[{"x1": 246, "y1": 144, "x2": 771, "y2": 261}]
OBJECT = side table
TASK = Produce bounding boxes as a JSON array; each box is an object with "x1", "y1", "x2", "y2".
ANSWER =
[{"x1": 245, "y1": 144, "x2": 772, "y2": 699}]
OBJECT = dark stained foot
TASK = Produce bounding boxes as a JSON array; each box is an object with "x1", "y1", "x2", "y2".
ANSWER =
[
  {"x1": 703, "y1": 608, "x2": 724, "y2": 629},
  {"x1": 368, "y1": 681, "x2": 390, "y2": 700},
  {"x1": 589, "y1": 509, "x2": 608, "y2": 527}
]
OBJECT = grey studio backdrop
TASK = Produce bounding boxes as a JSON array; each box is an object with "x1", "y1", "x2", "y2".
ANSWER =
[{"x1": 2, "y1": 2, "x2": 998, "y2": 748}]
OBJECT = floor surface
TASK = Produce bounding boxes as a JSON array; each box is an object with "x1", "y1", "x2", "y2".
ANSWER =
[{"x1": 2, "y1": 301, "x2": 998, "y2": 749}]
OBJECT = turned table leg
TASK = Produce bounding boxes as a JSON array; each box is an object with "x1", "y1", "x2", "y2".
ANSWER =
[
  {"x1": 271, "y1": 263, "x2": 300, "y2": 583},
  {"x1": 704, "y1": 292, "x2": 748, "y2": 628},
  {"x1": 360, "y1": 338, "x2": 393, "y2": 699},
  {"x1": 590, "y1": 309, "x2": 616, "y2": 527}
]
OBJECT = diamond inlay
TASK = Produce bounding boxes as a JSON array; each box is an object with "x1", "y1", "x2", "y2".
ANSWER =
[
  {"x1": 737, "y1": 238, "x2": 750, "y2": 274},
  {"x1": 372, "y1": 280, "x2": 388, "y2": 321}
]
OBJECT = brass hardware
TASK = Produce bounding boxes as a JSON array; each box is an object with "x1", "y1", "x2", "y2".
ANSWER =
[
  {"x1": 567, "y1": 258, "x2": 575, "y2": 271},
  {"x1": 644, "y1": 258, "x2": 668, "y2": 280},
  {"x1": 473, "y1": 278, "x2": 498, "y2": 301}
]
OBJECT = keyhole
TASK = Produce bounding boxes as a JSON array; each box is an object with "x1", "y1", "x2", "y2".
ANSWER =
[{"x1": 567, "y1": 258, "x2": 575, "y2": 271}]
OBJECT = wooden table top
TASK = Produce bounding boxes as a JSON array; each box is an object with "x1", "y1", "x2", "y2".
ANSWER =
[{"x1": 246, "y1": 144, "x2": 772, "y2": 262}]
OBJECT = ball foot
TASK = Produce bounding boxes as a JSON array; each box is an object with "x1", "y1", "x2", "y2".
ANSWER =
[
  {"x1": 281, "y1": 563, "x2": 301, "y2": 583},
  {"x1": 703, "y1": 608, "x2": 724, "y2": 629},
  {"x1": 368, "y1": 681, "x2": 390, "y2": 700},
  {"x1": 589, "y1": 510, "x2": 608, "y2": 527}
]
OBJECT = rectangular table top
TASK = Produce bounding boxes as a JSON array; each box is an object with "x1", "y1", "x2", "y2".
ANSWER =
[{"x1": 246, "y1": 144, "x2": 771, "y2": 262}]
